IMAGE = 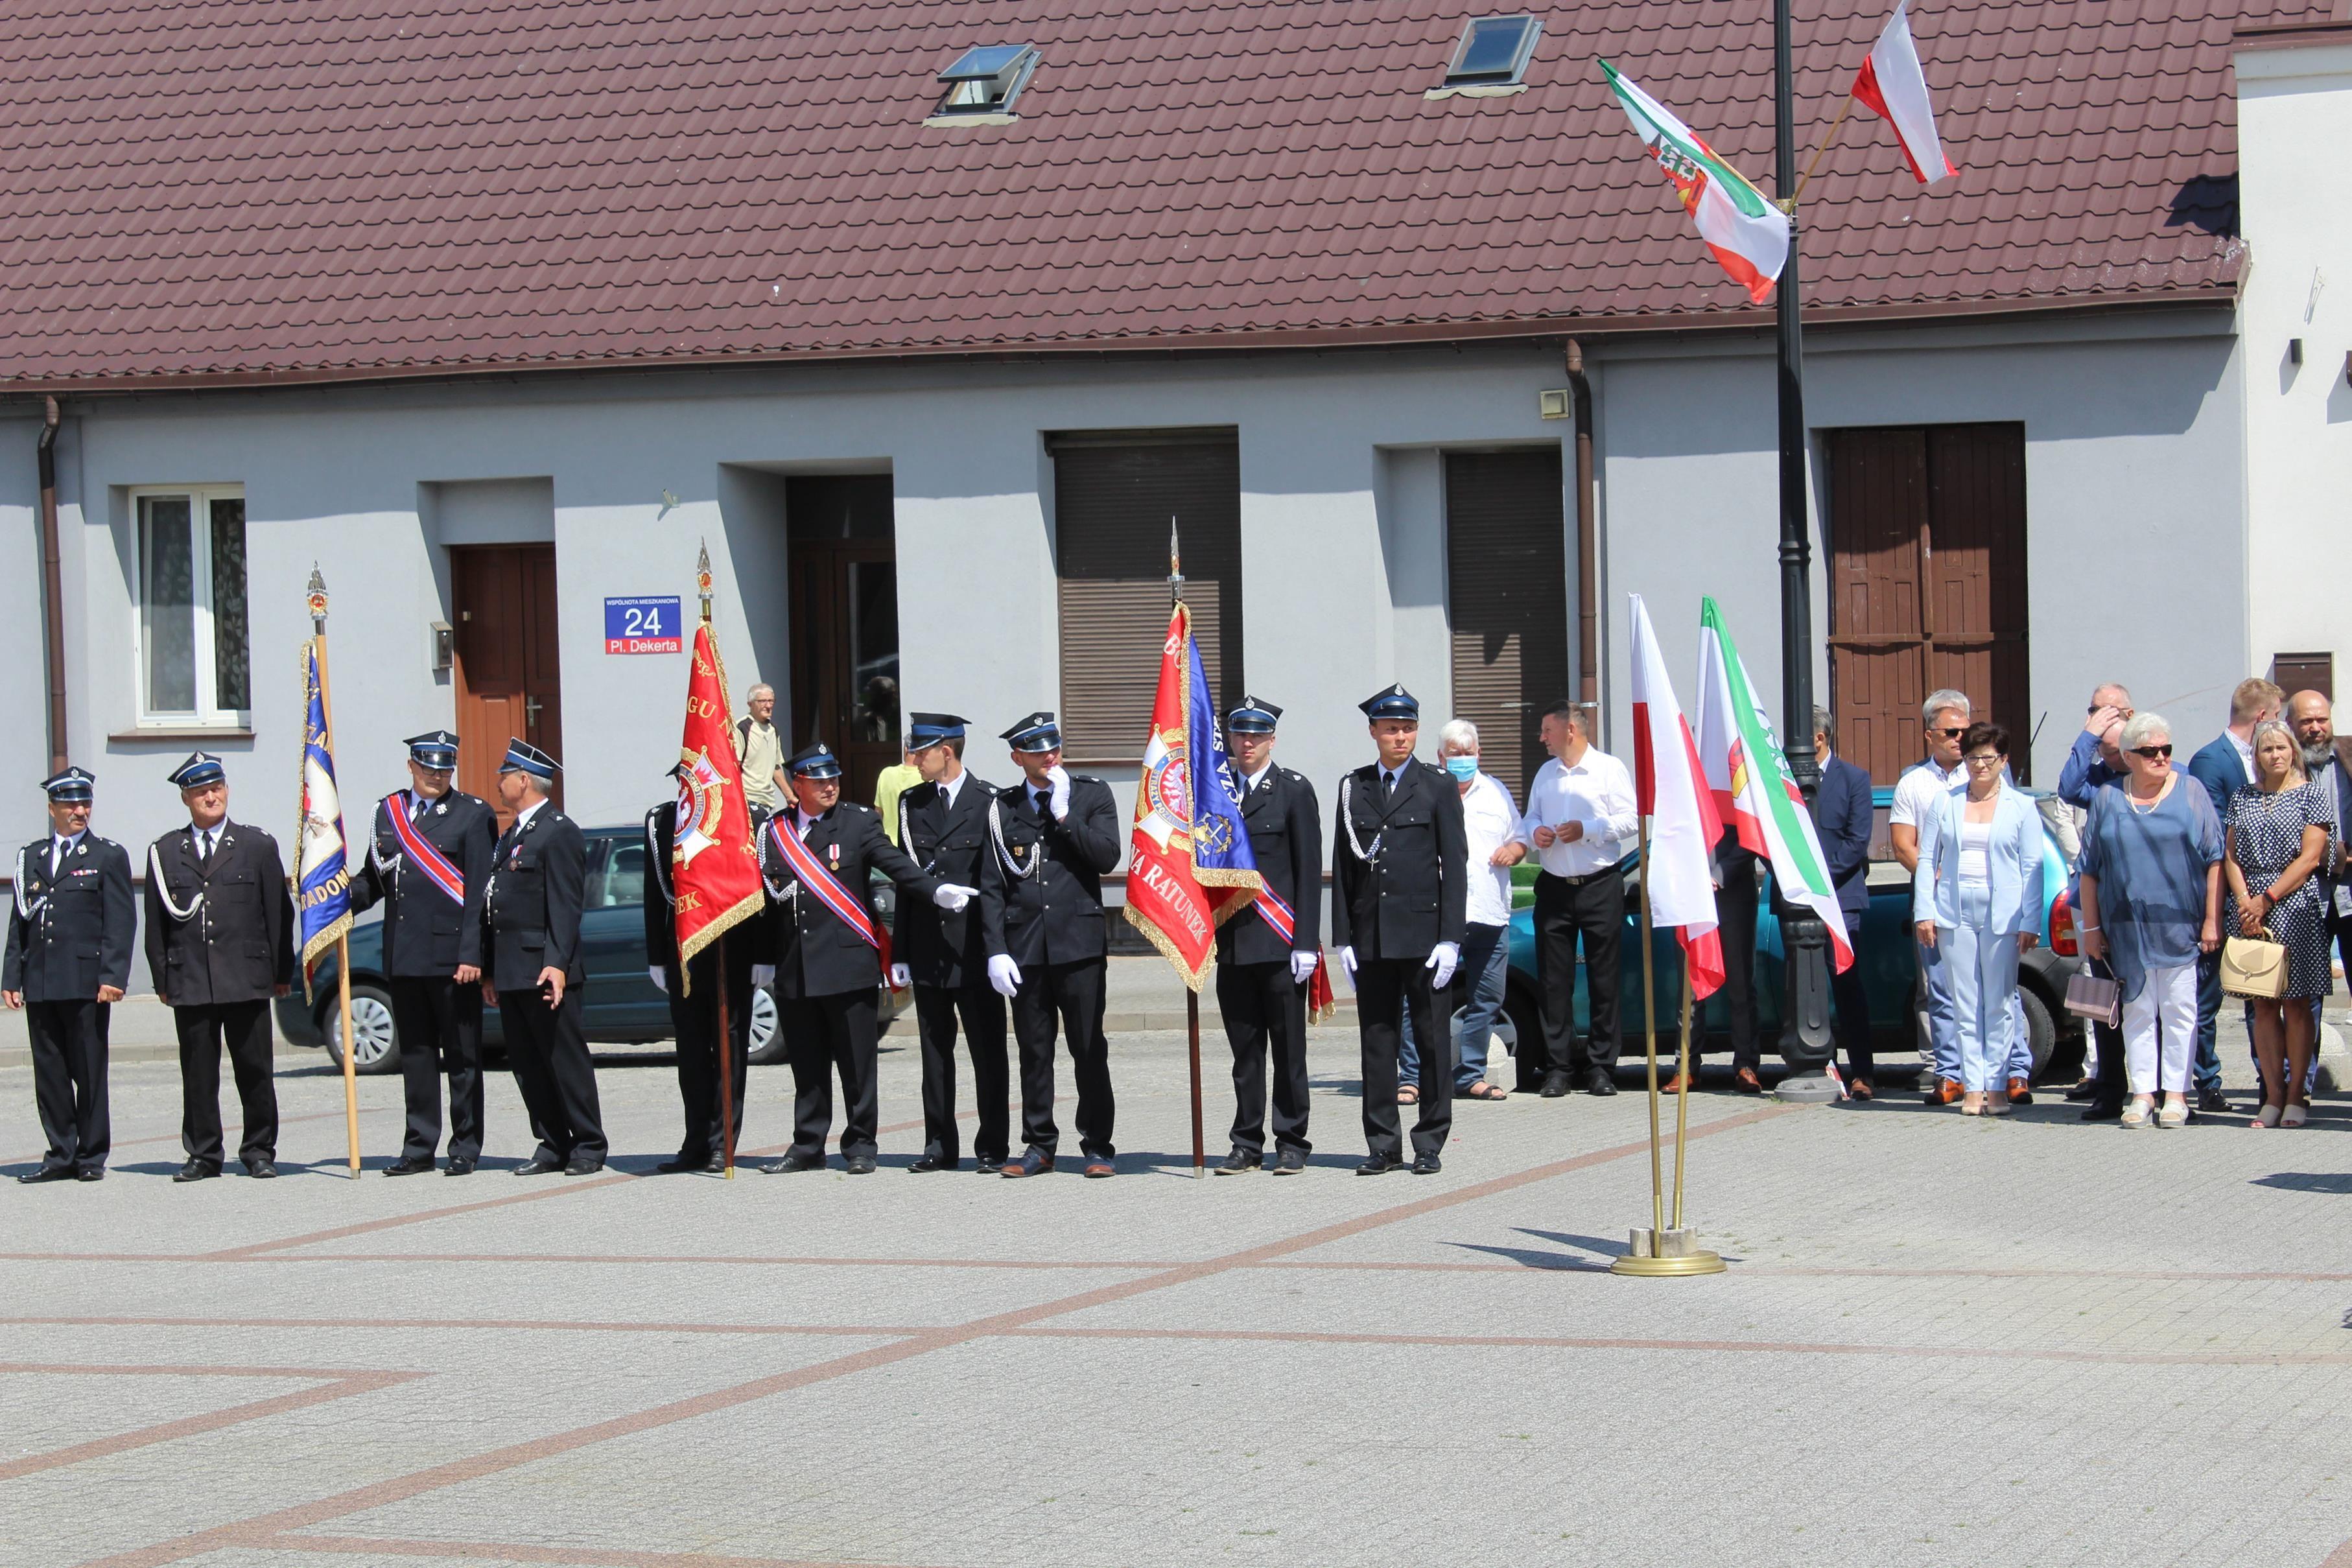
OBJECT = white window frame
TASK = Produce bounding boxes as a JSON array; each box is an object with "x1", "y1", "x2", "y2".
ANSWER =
[{"x1": 129, "y1": 484, "x2": 252, "y2": 729}]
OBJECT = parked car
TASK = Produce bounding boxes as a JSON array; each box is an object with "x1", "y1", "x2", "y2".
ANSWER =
[
  {"x1": 274, "y1": 824, "x2": 906, "y2": 1072},
  {"x1": 1495, "y1": 787, "x2": 2087, "y2": 1079}
]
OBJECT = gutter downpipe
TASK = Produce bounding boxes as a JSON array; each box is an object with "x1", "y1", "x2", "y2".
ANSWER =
[
  {"x1": 38, "y1": 397, "x2": 67, "y2": 775},
  {"x1": 1564, "y1": 341, "x2": 1598, "y2": 705}
]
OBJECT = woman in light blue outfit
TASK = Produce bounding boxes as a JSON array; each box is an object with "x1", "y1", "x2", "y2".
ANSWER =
[{"x1": 1912, "y1": 722, "x2": 2045, "y2": 1115}]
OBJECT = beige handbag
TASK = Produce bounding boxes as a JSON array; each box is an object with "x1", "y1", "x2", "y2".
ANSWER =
[{"x1": 2220, "y1": 935, "x2": 2288, "y2": 998}]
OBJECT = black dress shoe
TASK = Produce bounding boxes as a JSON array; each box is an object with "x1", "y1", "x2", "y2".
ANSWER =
[
  {"x1": 844, "y1": 1154, "x2": 876, "y2": 1175},
  {"x1": 974, "y1": 1156, "x2": 1006, "y2": 1175},
  {"x1": 1585, "y1": 1070, "x2": 1619, "y2": 1097},
  {"x1": 2197, "y1": 1086, "x2": 2235, "y2": 1114},
  {"x1": 384, "y1": 1155, "x2": 436, "y2": 1176},
  {"x1": 1271, "y1": 1148, "x2": 1307, "y2": 1175},
  {"x1": 562, "y1": 1157, "x2": 604, "y2": 1176},
  {"x1": 512, "y1": 1158, "x2": 565, "y2": 1176},
  {"x1": 1215, "y1": 1149, "x2": 1262, "y2": 1175},
  {"x1": 244, "y1": 1159, "x2": 278, "y2": 1179},
  {"x1": 1411, "y1": 1153, "x2": 1443, "y2": 1175},
  {"x1": 75, "y1": 1167, "x2": 104, "y2": 1181},
  {"x1": 1539, "y1": 1070, "x2": 1573, "y2": 1099},
  {"x1": 654, "y1": 1156, "x2": 702, "y2": 1174},
  {"x1": 174, "y1": 1160, "x2": 220, "y2": 1182},
  {"x1": 2064, "y1": 1078, "x2": 2100, "y2": 1102},
  {"x1": 443, "y1": 1156, "x2": 477, "y2": 1176},
  {"x1": 765, "y1": 1152, "x2": 826, "y2": 1175},
  {"x1": 1356, "y1": 1154, "x2": 1403, "y2": 1176},
  {"x1": 17, "y1": 1165, "x2": 73, "y2": 1184},
  {"x1": 2080, "y1": 1101, "x2": 2123, "y2": 1123},
  {"x1": 908, "y1": 1153, "x2": 950, "y2": 1173}
]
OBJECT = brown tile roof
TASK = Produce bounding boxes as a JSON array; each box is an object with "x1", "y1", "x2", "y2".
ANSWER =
[{"x1": 0, "y1": 0, "x2": 2323, "y2": 391}]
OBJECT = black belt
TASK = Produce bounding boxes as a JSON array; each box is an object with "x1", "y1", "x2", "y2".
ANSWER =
[{"x1": 1537, "y1": 867, "x2": 1621, "y2": 889}]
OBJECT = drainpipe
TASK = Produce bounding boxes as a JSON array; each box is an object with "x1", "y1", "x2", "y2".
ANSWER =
[
  {"x1": 37, "y1": 397, "x2": 67, "y2": 775},
  {"x1": 1564, "y1": 341, "x2": 1598, "y2": 705}
]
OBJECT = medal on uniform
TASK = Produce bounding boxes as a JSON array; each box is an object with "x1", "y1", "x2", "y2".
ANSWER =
[{"x1": 829, "y1": 843, "x2": 840, "y2": 870}]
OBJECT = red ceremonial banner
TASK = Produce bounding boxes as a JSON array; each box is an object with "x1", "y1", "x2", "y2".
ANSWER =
[
  {"x1": 1123, "y1": 606, "x2": 1220, "y2": 988},
  {"x1": 672, "y1": 622, "x2": 767, "y2": 982}
]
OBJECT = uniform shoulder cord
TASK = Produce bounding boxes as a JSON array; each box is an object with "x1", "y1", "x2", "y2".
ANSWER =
[
  {"x1": 1337, "y1": 774, "x2": 1382, "y2": 863},
  {"x1": 147, "y1": 841, "x2": 204, "y2": 922},
  {"x1": 987, "y1": 795, "x2": 1038, "y2": 880}
]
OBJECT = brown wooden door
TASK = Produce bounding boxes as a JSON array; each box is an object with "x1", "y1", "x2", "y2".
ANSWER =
[
  {"x1": 1826, "y1": 424, "x2": 2028, "y2": 784},
  {"x1": 1446, "y1": 448, "x2": 1568, "y2": 802},
  {"x1": 453, "y1": 544, "x2": 563, "y2": 820},
  {"x1": 789, "y1": 538, "x2": 900, "y2": 804}
]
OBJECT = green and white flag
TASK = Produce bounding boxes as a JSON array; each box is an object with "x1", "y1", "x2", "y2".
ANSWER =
[
  {"x1": 1693, "y1": 598, "x2": 1853, "y2": 971},
  {"x1": 1600, "y1": 60, "x2": 1789, "y2": 305}
]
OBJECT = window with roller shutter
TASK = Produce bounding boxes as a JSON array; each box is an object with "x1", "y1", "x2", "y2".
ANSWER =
[
  {"x1": 1445, "y1": 448, "x2": 1569, "y2": 802},
  {"x1": 1052, "y1": 431, "x2": 1243, "y2": 763}
]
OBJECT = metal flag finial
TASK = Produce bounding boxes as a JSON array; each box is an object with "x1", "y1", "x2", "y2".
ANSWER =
[
  {"x1": 696, "y1": 541, "x2": 713, "y2": 626},
  {"x1": 1167, "y1": 515, "x2": 1184, "y2": 607},
  {"x1": 306, "y1": 564, "x2": 329, "y2": 634}
]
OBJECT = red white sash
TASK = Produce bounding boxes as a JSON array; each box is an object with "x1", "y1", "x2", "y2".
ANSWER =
[
  {"x1": 385, "y1": 793, "x2": 466, "y2": 904},
  {"x1": 767, "y1": 818, "x2": 880, "y2": 950},
  {"x1": 1256, "y1": 885, "x2": 1298, "y2": 944}
]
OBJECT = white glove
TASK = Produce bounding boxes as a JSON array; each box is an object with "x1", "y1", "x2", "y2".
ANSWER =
[
  {"x1": 1428, "y1": 941, "x2": 1460, "y2": 990},
  {"x1": 987, "y1": 954, "x2": 1022, "y2": 998},
  {"x1": 1046, "y1": 764, "x2": 1071, "y2": 820},
  {"x1": 932, "y1": 883, "x2": 976, "y2": 912},
  {"x1": 1290, "y1": 950, "x2": 1319, "y2": 985},
  {"x1": 889, "y1": 962, "x2": 910, "y2": 989},
  {"x1": 751, "y1": 964, "x2": 776, "y2": 989},
  {"x1": 1336, "y1": 946, "x2": 1358, "y2": 988},
  {"x1": 648, "y1": 966, "x2": 666, "y2": 994}
]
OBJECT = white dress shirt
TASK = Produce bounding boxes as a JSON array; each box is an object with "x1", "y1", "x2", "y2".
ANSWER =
[
  {"x1": 1889, "y1": 756, "x2": 1963, "y2": 829},
  {"x1": 193, "y1": 824, "x2": 222, "y2": 860},
  {"x1": 1518, "y1": 749, "x2": 1637, "y2": 877},
  {"x1": 1459, "y1": 772, "x2": 1523, "y2": 926},
  {"x1": 939, "y1": 771, "x2": 967, "y2": 812},
  {"x1": 49, "y1": 830, "x2": 86, "y2": 874},
  {"x1": 2225, "y1": 729, "x2": 2255, "y2": 784}
]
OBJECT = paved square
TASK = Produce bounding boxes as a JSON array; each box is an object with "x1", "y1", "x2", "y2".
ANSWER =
[{"x1": 3, "y1": 1005, "x2": 2347, "y2": 1568}]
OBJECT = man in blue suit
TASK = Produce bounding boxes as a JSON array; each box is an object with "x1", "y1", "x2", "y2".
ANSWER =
[
  {"x1": 2183, "y1": 677, "x2": 2282, "y2": 1116},
  {"x1": 1807, "y1": 708, "x2": 1879, "y2": 1096}
]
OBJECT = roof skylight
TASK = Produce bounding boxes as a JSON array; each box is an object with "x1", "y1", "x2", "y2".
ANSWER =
[
  {"x1": 935, "y1": 44, "x2": 1039, "y2": 117},
  {"x1": 1443, "y1": 16, "x2": 1540, "y2": 87}
]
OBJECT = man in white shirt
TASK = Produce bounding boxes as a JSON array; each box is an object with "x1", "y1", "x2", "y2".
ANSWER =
[
  {"x1": 1400, "y1": 721, "x2": 1524, "y2": 1100},
  {"x1": 1516, "y1": 701, "x2": 1637, "y2": 1097},
  {"x1": 1891, "y1": 688, "x2": 1973, "y2": 1103}
]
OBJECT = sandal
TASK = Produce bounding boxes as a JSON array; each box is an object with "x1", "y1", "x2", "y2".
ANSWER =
[
  {"x1": 1397, "y1": 1085, "x2": 1420, "y2": 1105},
  {"x1": 2157, "y1": 1096, "x2": 2189, "y2": 1129},
  {"x1": 2253, "y1": 1103, "x2": 2282, "y2": 1129},
  {"x1": 1463, "y1": 1082, "x2": 1509, "y2": 1101},
  {"x1": 2281, "y1": 1103, "x2": 2308, "y2": 1128},
  {"x1": 2121, "y1": 1095, "x2": 2154, "y2": 1129}
]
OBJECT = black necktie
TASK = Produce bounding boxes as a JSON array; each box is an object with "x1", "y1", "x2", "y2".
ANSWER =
[
  {"x1": 1383, "y1": 770, "x2": 1398, "y2": 796},
  {"x1": 197, "y1": 830, "x2": 213, "y2": 865},
  {"x1": 1033, "y1": 790, "x2": 1049, "y2": 817}
]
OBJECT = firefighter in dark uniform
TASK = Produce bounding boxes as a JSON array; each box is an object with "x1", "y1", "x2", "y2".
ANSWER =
[
  {"x1": 644, "y1": 767, "x2": 755, "y2": 1173},
  {"x1": 5, "y1": 767, "x2": 135, "y2": 1182},
  {"x1": 144, "y1": 753, "x2": 296, "y2": 1180},
  {"x1": 484, "y1": 740, "x2": 606, "y2": 1175},
  {"x1": 978, "y1": 711, "x2": 1124, "y2": 1178},
  {"x1": 349, "y1": 731, "x2": 498, "y2": 1175},
  {"x1": 1330, "y1": 685, "x2": 1467, "y2": 1175},
  {"x1": 757, "y1": 741, "x2": 965, "y2": 1175},
  {"x1": 1212, "y1": 698, "x2": 1323, "y2": 1175},
  {"x1": 893, "y1": 712, "x2": 1011, "y2": 1173}
]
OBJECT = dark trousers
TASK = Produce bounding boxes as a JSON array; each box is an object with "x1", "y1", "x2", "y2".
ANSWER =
[
  {"x1": 1717, "y1": 858, "x2": 1764, "y2": 1072},
  {"x1": 26, "y1": 1000, "x2": 110, "y2": 1173},
  {"x1": 1533, "y1": 870, "x2": 1623, "y2": 1078},
  {"x1": 1216, "y1": 958, "x2": 1311, "y2": 1157},
  {"x1": 389, "y1": 976, "x2": 484, "y2": 1162},
  {"x1": 2087, "y1": 955, "x2": 2128, "y2": 1111},
  {"x1": 913, "y1": 980, "x2": 1010, "y2": 1167},
  {"x1": 1830, "y1": 912, "x2": 1874, "y2": 1081},
  {"x1": 668, "y1": 950, "x2": 751, "y2": 1162},
  {"x1": 1010, "y1": 957, "x2": 1114, "y2": 1160},
  {"x1": 2191, "y1": 948, "x2": 2227, "y2": 1093},
  {"x1": 500, "y1": 987, "x2": 605, "y2": 1165},
  {"x1": 779, "y1": 990, "x2": 881, "y2": 1160},
  {"x1": 1356, "y1": 955, "x2": 1452, "y2": 1161},
  {"x1": 173, "y1": 999, "x2": 276, "y2": 1167}
]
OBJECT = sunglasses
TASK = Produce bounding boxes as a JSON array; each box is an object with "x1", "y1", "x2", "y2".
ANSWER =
[
  {"x1": 1929, "y1": 726, "x2": 1966, "y2": 739},
  {"x1": 2130, "y1": 745, "x2": 2173, "y2": 760}
]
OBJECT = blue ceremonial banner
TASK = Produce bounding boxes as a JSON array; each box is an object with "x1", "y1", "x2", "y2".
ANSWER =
[
  {"x1": 294, "y1": 638, "x2": 355, "y2": 997},
  {"x1": 1186, "y1": 631, "x2": 1258, "y2": 892}
]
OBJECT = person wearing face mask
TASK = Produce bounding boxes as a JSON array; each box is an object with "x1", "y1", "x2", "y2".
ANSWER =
[
  {"x1": 1396, "y1": 720, "x2": 1522, "y2": 1105},
  {"x1": 1212, "y1": 697, "x2": 1323, "y2": 1175},
  {"x1": 5, "y1": 768, "x2": 135, "y2": 1183}
]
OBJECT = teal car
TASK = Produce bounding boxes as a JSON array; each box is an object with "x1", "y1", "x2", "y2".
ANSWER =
[{"x1": 1496, "y1": 788, "x2": 2086, "y2": 1081}]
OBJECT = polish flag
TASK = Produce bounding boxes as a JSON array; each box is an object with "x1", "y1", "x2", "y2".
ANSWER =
[
  {"x1": 1852, "y1": 1, "x2": 1957, "y2": 185},
  {"x1": 1628, "y1": 594, "x2": 1726, "y2": 1000}
]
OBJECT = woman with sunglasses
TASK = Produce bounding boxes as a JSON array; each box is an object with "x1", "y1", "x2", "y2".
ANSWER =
[
  {"x1": 2076, "y1": 713, "x2": 2224, "y2": 1127},
  {"x1": 2222, "y1": 718, "x2": 2336, "y2": 1127},
  {"x1": 1911, "y1": 723, "x2": 2045, "y2": 1116}
]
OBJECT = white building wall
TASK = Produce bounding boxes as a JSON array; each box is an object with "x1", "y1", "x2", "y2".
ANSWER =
[
  {"x1": 0, "y1": 415, "x2": 54, "y2": 850},
  {"x1": 2236, "y1": 38, "x2": 2352, "y2": 703}
]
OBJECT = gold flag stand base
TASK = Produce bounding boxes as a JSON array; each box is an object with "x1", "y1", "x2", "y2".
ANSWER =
[{"x1": 1612, "y1": 1227, "x2": 1726, "y2": 1276}]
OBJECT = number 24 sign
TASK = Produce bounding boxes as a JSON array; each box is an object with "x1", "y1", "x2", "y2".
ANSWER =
[{"x1": 604, "y1": 596, "x2": 683, "y2": 655}]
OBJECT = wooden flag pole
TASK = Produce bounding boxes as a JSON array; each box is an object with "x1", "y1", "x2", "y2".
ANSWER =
[
  {"x1": 1170, "y1": 518, "x2": 1206, "y2": 1178},
  {"x1": 307, "y1": 574, "x2": 362, "y2": 1180},
  {"x1": 699, "y1": 546, "x2": 738, "y2": 1180},
  {"x1": 1787, "y1": 90, "x2": 1856, "y2": 208},
  {"x1": 1669, "y1": 960, "x2": 1695, "y2": 1229}
]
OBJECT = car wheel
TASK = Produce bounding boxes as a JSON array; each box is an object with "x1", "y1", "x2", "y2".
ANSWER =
[
  {"x1": 744, "y1": 984, "x2": 785, "y2": 1066},
  {"x1": 2019, "y1": 985, "x2": 2057, "y2": 1080},
  {"x1": 323, "y1": 984, "x2": 400, "y2": 1075}
]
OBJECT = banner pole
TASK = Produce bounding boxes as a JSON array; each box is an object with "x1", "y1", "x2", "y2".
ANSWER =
[
  {"x1": 1188, "y1": 989, "x2": 1205, "y2": 1178},
  {"x1": 337, "y1": 931, "x2": 359, "y2": 1177},
  {"x1": 1638, "y1": 816, "x2": 1663, "y2": 1239},
  {"x1": 1670, "y1": 959, "x2": 1695, "y2": 1229},
  {"x1": 716, "y1": 933, "x2": 736, "y2": 1178}
]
